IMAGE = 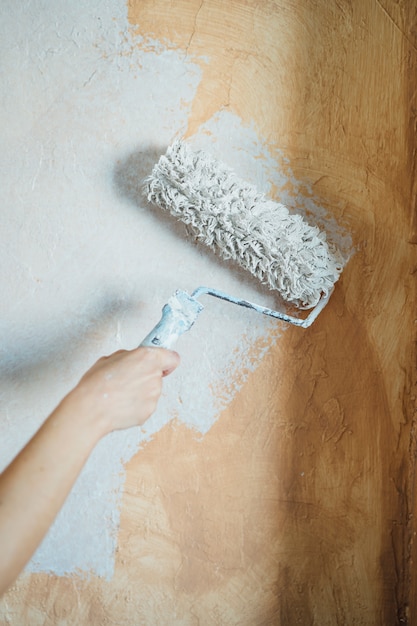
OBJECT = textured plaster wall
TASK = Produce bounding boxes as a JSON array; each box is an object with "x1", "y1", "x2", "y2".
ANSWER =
[
  {"x1": 1, "y1": 0, "x2": 417, "y2": 624},
  {"x1": 0, "y1": 0, "x2": 306, "y2": 578}
]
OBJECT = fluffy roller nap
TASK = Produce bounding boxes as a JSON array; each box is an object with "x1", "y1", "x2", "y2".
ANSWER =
[{"x1": 144, "y1": 140, "x2": 343, "y2": 309}]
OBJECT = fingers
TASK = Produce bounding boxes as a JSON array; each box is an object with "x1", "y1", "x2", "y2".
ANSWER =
[
  {"x1": 136, "y1": 347, "x2": 180, "y2": 377},
  {"x1": 160, "y1": 350, "x2": 180, "y2": 377}
]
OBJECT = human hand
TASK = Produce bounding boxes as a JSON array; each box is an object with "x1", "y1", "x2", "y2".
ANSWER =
[
  {"x1": 0, "y1": 346, "x2": 179, "y2": 594},
  {"x1": 64, "y1": 347, "x2": 180, "y2": 436}
]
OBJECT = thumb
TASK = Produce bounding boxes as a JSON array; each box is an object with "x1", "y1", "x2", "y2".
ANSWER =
[{"x1": 159, "y1": 349, "x2": 181, "y2": 377}]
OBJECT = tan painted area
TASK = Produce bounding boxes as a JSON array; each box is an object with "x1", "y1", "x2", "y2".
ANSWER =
[{"x1": 1, "y1": 0, "x2": 417, "y2": 624}]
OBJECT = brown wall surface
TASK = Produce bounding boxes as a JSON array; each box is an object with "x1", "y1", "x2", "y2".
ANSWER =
[{"x1": 1, "y1": 0, "x2": 416, "y2": 624}]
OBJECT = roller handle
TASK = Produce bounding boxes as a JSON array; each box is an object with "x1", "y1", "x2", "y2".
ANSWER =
[{"x1": 140, "y1": 290, "x2": 204, "y2": 349}]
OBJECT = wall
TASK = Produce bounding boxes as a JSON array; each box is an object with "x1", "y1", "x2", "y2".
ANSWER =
[{"x1": 0, "y1": 0, "x2": 416, "y2": 624}]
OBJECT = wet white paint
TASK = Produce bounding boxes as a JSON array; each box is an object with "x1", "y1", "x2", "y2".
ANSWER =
[{"x1": 0, "y1": 1, "x2": 349, "y2": 578}]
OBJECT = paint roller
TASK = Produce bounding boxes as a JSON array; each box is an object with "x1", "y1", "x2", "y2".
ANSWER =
[{"x1": 140, "y1": 140, "x2": 344, "y2": 348}]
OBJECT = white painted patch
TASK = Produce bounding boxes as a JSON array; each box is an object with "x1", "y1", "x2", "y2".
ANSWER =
[{"x1": 0, "y1": 1, "x2": 349, "y2": 578}]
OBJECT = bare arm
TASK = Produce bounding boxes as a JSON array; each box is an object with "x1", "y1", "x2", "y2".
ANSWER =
[{"x1": 0, "y1": 346, "x2": 179, "y2": 595}]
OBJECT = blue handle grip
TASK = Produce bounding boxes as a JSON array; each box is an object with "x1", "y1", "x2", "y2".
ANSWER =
[{"x1": 140, "y1": 290, "x2": 204, "y2": 349}]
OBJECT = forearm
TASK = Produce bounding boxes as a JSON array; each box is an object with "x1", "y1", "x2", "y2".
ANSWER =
[
  {"x1": 0, "y1": 347, "x2": 179, "y2": 595},
  {"x1": 0, "y1": 395, "x2": 105, "y2": 594}
]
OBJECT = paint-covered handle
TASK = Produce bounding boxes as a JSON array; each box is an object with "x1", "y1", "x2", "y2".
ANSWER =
[{"x1": 140, "y1": 290, "x2": 204, "y2": 349}]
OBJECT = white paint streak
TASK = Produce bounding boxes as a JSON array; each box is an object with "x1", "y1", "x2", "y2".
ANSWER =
[{"x1": 0, "y1": 1, "x2": 349, "y2": 579}]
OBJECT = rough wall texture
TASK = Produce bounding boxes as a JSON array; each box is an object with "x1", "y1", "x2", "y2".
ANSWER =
[{"x1": 1, "y1": 0, "x2": 416, "y2": 624}]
